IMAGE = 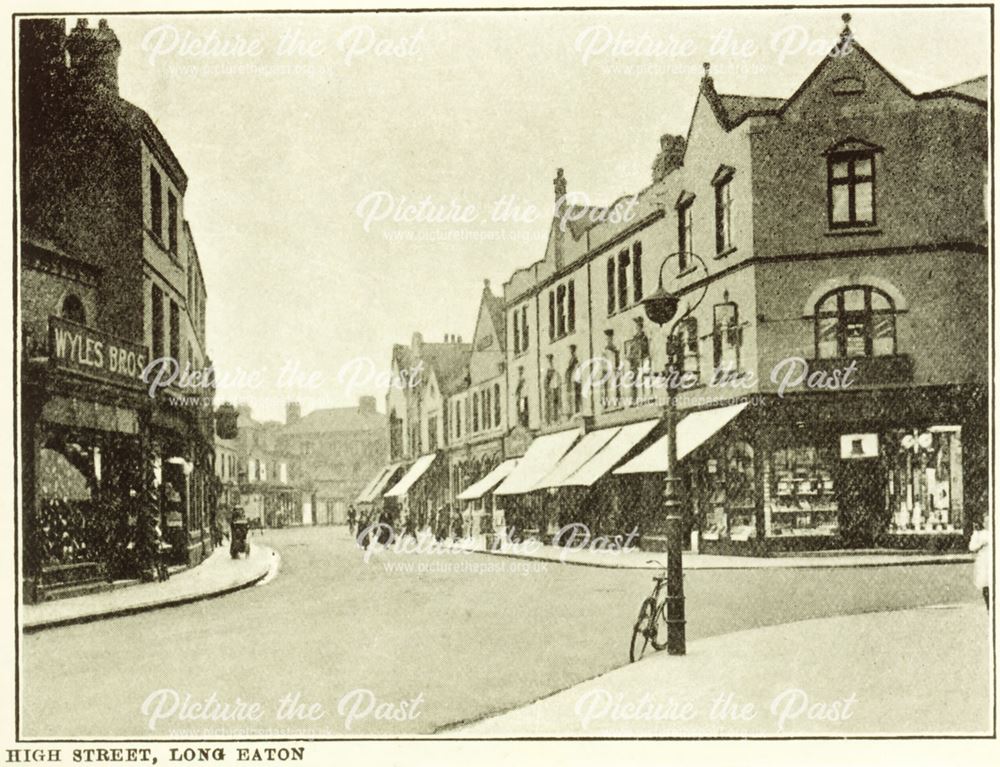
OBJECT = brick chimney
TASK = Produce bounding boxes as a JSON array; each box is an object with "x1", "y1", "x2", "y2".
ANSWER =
[
  {"x1": 411, "y1": 331, "x2": 423, "y2": 356},
  {"x1": 651, "y1": 134, "x2": 686, "y2": 183},
  {"x1": 286, "y1": 401, "x2": 301, "y2": 426},
  {"x1": 359, "y1": 396, "x2": 377, "y2": 413},
  {"x1": 66, "y1": 18, "x2": 121, "y2": 97}
]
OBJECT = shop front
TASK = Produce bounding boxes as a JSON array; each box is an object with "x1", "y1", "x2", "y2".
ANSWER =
[
  {"x1": 21, "y1": 318, "x2": 217, "y2": 602},
  {"x1": 456, "y1": 458, "x2": 517, "y2": 545},
  {"x1": 23, "y1": 319, "x2": 150, "y2": 601},
  {"x1": 383, "y1": 452, "x2": 448, "y2": 538},
  {"x1": 615, "y1": 387, "x2": 986, "y2": 556}
]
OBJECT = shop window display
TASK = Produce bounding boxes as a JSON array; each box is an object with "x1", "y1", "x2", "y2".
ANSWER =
[
  {"x1": 885, "y1": 426, "x2": 963, "y2": 533},
  {"x1": 767, "y1": 444, "x2": 839, "y2": 537},
  {"x1": 37, "y1": 445, "x2": 100, "y2": 565},
  {"x1": 698, "y1": 440, "x2": 756, "y2": 541}
]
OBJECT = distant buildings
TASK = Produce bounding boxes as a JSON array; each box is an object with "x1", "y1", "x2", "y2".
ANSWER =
[
  {"x1": 364, "y1": 15, "x2": 988, "y2": 555},
  {"x1": 276, "y1": 398, "x2": 388, "y2": 524},
  {"x1": 214, "y1": 400, "x2": 388, "y2": 527},
  {"x1": 19, "y1": 18, "x2": 216, "y2": 599}
]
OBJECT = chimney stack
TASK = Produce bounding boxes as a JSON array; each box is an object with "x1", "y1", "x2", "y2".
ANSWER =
[
  {"x1": 285, "y1": 401, "x2": 301, "y2": 426},
  {"x1": 652, "y1": 134, "x2": 686, "y2": 183},
  {"x1": 411, "y1": 331, "x2": 423, "y2": 355},
  {"x1": 66, "y1": 18, "x2": 121, "y2": 97}
]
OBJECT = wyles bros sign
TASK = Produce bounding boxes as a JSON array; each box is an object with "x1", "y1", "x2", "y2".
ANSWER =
[{"x1": 49, "y1": 316, "x2": 149, "y2": 388}]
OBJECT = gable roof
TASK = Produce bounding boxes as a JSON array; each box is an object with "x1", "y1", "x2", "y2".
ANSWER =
[
  {"x1": 699, "y1": 30, "x2": 985, "y2": 136},
  {"x1": 420, "y1": 342, "x2": 470, "y2": 396},
  {"x1": 282, "y1": 405, "x2": 386, "y2": 435},
  {"x1": 717, "y1": 93, "x2": 785, "y2": 124},
  {"x1": 482, "y1": 285, "x2": 506, "y2": 349},
  {"x1": 928, "y1": 75, "x2": 988, "y2": 103}
]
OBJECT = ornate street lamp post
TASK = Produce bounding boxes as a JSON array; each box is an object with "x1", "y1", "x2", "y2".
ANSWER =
[{"x1": 640, "y1": 251, "x2": 708, "y2": 656}]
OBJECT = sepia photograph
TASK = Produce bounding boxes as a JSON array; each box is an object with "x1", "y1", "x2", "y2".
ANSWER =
[{"x1": 4, "y1": 1, "x2": 996, "y2": 760}]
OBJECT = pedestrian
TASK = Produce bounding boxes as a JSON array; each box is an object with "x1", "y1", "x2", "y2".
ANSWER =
[
  {"x1": 969, "y1": 517, "x2": 992, "y2": 610},
  {"x1": 347, "y1": 504, "x2": 357, "y2": 536}
]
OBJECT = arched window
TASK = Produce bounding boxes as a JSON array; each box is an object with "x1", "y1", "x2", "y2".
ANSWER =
[
  {"x1": 814, "y1": 286, "x2": 896, "y2": 359},
  {"x1": 61, "y1": 294, "x2": 86, "y2": 325}
]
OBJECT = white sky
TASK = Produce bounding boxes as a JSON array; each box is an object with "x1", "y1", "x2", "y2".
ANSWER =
[{"x1": 89, "y1": 8, "x2": 988, "y2": 422}]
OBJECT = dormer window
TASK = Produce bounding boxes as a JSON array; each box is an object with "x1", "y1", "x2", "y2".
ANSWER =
[{"x1": 825, "y1": 138, "x2": 881, "y2": 229}]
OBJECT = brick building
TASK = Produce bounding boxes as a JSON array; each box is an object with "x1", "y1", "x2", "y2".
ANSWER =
[
  {"x1": 19, "y1": 18, "x2": 217, "y2": 599},
  {"x1": 363, "y1": 14, "x2": 988, "y2": 555}
]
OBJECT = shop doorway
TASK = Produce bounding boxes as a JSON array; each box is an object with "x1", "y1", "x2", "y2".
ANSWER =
[{"x1": 836, "y1": 458, "x2": 885, "y2": 548}]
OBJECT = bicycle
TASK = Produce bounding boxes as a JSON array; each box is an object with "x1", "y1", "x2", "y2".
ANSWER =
[{"x1": 629, "y1": 559, "x2": 672, "y2": 662}]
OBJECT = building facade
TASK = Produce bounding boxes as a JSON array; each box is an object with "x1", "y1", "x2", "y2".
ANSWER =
[
  {"x1": 364, "y1": 15, "x2": 988, "y2": 555},
  {"x1": 19, "y1": 18, "x2": 217, "y2": 600},
  {"x1": 276, "y1": 398, "x2": 388, "y2": 525}
]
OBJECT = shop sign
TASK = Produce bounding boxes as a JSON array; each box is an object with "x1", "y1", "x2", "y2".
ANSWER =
[
  {"x1": 840, "y1": 433, "x2": 879, "y2": 459},
  {"x1": 49, "y1": 316, "x2": 149, "y2": 388}
]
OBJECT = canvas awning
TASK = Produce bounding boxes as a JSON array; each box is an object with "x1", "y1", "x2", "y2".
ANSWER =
[
  {"x1": 493, "y1": 428, "x2": 581, "y2": 496},
  {"x1": 613, "y1": 402, "x2": 750, "y2": 474},
  {"x1": 534, "y1": 427, "x2": 621, "y2": 490},
  {"x1": 356, "y1": 463, "x2": 403, "y2": 503},
  {"x1": 557, "y1": 419, "x2": 660, "y2": 487},
  {"x1": 384, "y1": 453, "x2": 437, "y2": 498},
  {"x1": 456, "y1": 459, "x2": 519, "y2": 501}
]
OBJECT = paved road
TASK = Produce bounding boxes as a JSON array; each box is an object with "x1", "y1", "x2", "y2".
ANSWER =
[{"x1": 20, "y1": 526, "x2": 981, "y2": 737}]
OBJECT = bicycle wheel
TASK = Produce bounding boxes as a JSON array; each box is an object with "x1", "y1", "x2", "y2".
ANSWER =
[
  {"x1": 629, "y1": 597, "x2": 657, "y2": 663},
  {"x1": 649, "y1": 597, "x2": 669, "y2": 652}
]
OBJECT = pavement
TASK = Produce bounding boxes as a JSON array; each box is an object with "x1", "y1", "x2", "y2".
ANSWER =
[
  {"x1": 22, "y1": 541, "x2": 277, "y2": 632},
  {"x1": 468, "y1": 536, "x2": 973, "y2": 570},
  {"x1": 454, "y1": 602, "x2": 994, "y2": 737}
]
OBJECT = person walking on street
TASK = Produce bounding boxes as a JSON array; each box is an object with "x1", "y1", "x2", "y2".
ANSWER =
[
  {"x1": 347, "y1": 504, "x2": 357, "y2": 536},
  {"x1": 969, "y1": 517, "x2": 992, "y2": 610}
]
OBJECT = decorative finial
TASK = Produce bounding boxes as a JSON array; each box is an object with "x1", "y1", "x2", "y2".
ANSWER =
[
  {"x1": 703, "y1": 62, "x2": 711, "y2": 76},
  {"x1": 842, "y1": 12, "x2": 851, "y2": 25},
  {"x1": 484, "y1": 278, "x2": 490, "y2": 289}
]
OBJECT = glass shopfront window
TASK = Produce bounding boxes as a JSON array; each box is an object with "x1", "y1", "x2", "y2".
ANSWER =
[
  {"x1": 885, "y1": 426, "x2": 963, "y2": 534},
  {"x1": 695, "y1": 440, "x2": 756, "y2": 541},
  {"x1": 766, "y1": 444, "x2": 839, "y2": 537}
]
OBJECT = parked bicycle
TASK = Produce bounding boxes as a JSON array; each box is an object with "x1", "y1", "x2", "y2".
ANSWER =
[{"x1": 629, "y1": 559, "x2": 673, "y2": 662}]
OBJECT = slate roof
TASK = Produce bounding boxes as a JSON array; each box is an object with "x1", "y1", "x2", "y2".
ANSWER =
[
  {"x1": 281, "y1": 405, "x2": 386, "y2": 435},
  {"x1": 717, "y1": 94, "x2": 785, "y2": 123},
  {"x1": 930, "y1": 75, "x2": 988, "y2": 102},
  {"x1": 483, "y1": 286, "x2": 506, "y2": 349},
  {"x1": 420, "y1": 342, "x2": 471, "y2": 396}
]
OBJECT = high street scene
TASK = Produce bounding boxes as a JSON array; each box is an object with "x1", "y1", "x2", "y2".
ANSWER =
[{"x1": 11, "y1": 5, "x2": 994, "y2": 747}]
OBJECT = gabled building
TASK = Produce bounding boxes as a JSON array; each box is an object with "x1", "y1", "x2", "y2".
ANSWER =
[
  {"x1": 367, "y1": 13, "x2": 988, "y2": 556},
  {"x1": 376, "y1": 333, "x2": 470, "y2": 536},
  {"x1": 498, "y1": 14, "x2": 988, "y2": 554}
]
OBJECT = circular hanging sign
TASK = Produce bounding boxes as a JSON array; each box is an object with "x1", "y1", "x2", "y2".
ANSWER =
[
  {"x1": 917, "y1": 432, "x2": 934, "y2": 449},
  {"x1": 901, "y1": 434, "x2": 916, "y2": 450}
]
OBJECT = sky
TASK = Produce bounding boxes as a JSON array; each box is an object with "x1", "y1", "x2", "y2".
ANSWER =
[{"x1": 84, "y1": 8, "x2": 989, "y2": 422}]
